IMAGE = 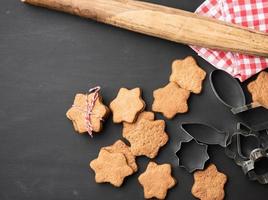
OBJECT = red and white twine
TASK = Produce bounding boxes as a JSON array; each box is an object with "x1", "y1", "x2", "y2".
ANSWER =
[
  {"x1": 85, "y1": 86, "x2": 101, "y2": 137},
  {"x1": 72, "y1": 86, "x2": 102, "y2": 137}
]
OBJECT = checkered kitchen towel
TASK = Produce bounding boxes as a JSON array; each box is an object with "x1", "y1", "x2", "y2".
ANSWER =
[{"x1": 191, "y1": 0, "x2": 268, "y2": 81}]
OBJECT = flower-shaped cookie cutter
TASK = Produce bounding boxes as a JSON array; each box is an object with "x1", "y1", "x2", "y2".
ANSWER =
[{"x1": 225, "y1": 123, "x2": 268, "y2": 184}]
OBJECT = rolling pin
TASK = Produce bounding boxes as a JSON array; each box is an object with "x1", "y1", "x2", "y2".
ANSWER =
[{"x1": 22, "y1": 0, "x2": 268, "y2": 57}]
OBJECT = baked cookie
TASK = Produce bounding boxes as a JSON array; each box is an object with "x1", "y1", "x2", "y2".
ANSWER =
[
  {"x1": 89, "y1": 149, "x2": 133, "y2": 187},
  {"x1": 110, "y1": 88, "x2": 145, "y2": 123},
  {"x1": 138, "y1": 162, "x2": 176, "y2": 199},
  {"x1": 169, "y1": 56, "x2": 206, "y2": 94},
  {"x1": 247, "y1": 71, "x2": 268, "y2": 108},
  {"x1": 102, "y1": 140, "x2": 137, "y2": 172},
  {"x1": 123, "y1": 118, "x2": 168, "y2": 158},
  {"x1": 192, "y1": 164, "x2": 227, "y2": 200},
  {"x1": 66, "y1": 93, "x2": 109, "y2": 135},
  {"x1": 152, "y1": 82, "x2": 190, "y2": 119},
  {"x1": 123, "y1": 111, "x2": 155, "y2": 136}
]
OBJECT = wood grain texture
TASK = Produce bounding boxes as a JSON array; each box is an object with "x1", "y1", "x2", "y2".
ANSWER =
[{"x1": 22, "y1": 0, "x2": 268, "y2": 57}]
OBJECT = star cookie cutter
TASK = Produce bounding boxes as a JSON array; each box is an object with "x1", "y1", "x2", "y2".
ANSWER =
[
  {"x1": 176, "y1": 123, "x2": 229, "y2": 173},
  {"x1": 225, "y1": 123, "x2": 268, "y2": 184},
  {"x1": 176, "y1": 132, "x2": 209, "y2": 173},
  {"x1": 176, "y1": 123, "x2": 227, "y2": 172}
]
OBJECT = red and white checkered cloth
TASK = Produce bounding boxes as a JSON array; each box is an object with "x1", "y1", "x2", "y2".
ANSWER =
[{"x1": 191, "y1": 0, "x2": 268, "y2": 81}]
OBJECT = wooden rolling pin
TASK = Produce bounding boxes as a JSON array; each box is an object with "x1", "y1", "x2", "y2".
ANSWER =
[{"x1": 22, "y1": 0, "x2": 268, "y2": 57}]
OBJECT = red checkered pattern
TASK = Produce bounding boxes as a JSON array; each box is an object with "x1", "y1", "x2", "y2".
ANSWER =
[{"x1": 191, "y1": 0, "x2": 268, "y2": 81}]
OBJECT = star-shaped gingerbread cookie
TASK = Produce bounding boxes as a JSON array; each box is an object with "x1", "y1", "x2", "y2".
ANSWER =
[
  {"x1": 102, "y1": 140, "x2": 137, "y2": 172},
  {"x1": 123, "y1": 111, "x2": 155, "y2": 135},
  {"x1": 152, "y1": 82, "x2": 190, "y2": 119},
  {"x1": 138, "y1": 162, "x2": 176, "y2": 199},
  {"x1": 192, "y1": 164, "x2": 227, "y2": 200},
  {"x1": 169, "y1": 56, "x2": 206, "y2": 94},
  {"x1": 247, "y1": 71, "x2": 268, "y2": 109},
  {"x1": 66, "y1": 93, "x2": 109, "y2": 134},
  {"x1": 89, "y1": 149, "x2": 133, "y2": 187},
  {"x1": 123, "y1": 116, "x2": 168, "y2": 158},
  {"x1": 110, "y1": 88, "x2": 145, "y2": 123}
]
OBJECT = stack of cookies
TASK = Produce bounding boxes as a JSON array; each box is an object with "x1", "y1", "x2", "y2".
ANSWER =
[{"x1": 66, "y1": 90, "x2": 109, "y2": 135}]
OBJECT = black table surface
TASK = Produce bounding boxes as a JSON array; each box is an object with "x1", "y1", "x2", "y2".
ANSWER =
[{"x1": 1, "y1": 0, "x2": 267, "y2": 199}]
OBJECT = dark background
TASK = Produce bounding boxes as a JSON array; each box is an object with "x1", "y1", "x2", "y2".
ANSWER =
[{"x1": 0, "y1": 0, "x2": 267, "y2": 199}]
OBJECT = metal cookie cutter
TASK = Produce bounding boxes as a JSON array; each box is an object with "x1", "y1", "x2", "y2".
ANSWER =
[
  {"x1": 260, "y1": 129, "x2": 268, "y2": 150},
  {"x1": 210, "y1": 69, "x2": 246, "y2": 114},
  {"x1": 225, "y1": 123, "x2": 268, "y2": 184},
  {"x1": 210, "y1": 70, "x2": 268, "y2": 131},
  {"x1": 242, "y1": 148, "x2": 268, "y2": 184},
  {"x1": 181, "y1": 123, "x2": 229, "y2": 147},
  {"x1": 225, "y1": 124, "x2": 261, "y2": 166},
  {"x1": 176, "y1": 123, "x2": 228, "y2": 172},
  {"x1": 209, "y1": 70, "x2": 266, "y2": 115},
  {"x1": 176, "y1": 126, "x2": 209, "y2": 173}
]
